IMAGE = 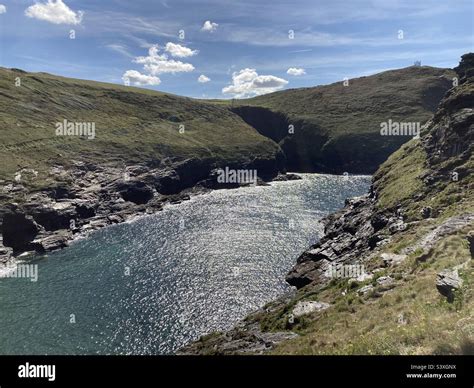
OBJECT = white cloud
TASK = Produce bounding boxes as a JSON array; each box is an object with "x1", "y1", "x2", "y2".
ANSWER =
[
  {"x1": 145, "y1": 60, "x2": 194, "y2": 75},
  {"x1": 165, "y1": 42, "x2": 198, "y2": 58},
  {"x1": 222, "y1": 68, "x2": 288, "y2": 98},
  {"x1": 198, "y1": 74, "x2": 210, "y2": 83},
  {"x1": 0, "y1": 5, "x2": 6, "y2": 14},
  {"x1": 25, "y1": 0, "x2": 83, "y2": 25},
  {"x1": 201, "y1": 20, "x2": 218, "y2": 32},
  {"x1": 122, "y1": 70, "x2": 161, "y2": 86},
  {"x1": 133, "y1": 45, "x2": 195, "y2": 74},
  {"x1": 287, "y1": 67, "x2": 306, "y2": 76}
]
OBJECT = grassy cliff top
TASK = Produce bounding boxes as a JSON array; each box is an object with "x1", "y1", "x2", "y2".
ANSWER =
[
  {"x1": 0, "y1": 67, "x2": 280, "y2": 188},
  {"x1": 235, "y1": 66, "x2": 454, "y2": 133}
]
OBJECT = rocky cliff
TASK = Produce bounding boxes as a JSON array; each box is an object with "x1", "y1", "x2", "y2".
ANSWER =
[
  {"x1": 181, "y1": 54, "x2": 473, "y2": 355},
  {"x1": 230, "y1": 66, "x2": 455, "y2": 173}
]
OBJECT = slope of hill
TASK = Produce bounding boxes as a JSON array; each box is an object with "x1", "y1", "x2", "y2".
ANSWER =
[
  {"x1": 181, "y1": 54, "x2": 473, "y2": 355},
  {"x1": 228, "y1": 66, "x2": 455, "y2": 173},
  {"x1": 0, "y1": 67, "x2": 283, "y2": 187}
]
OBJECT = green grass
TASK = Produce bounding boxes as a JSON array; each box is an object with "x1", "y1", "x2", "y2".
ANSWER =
[
  {"x1": 0, "y1": 67, "x2": 280, "y2": 189},
  {"x1": 373, "y1": 139, "x2": 428, "y2": 210},
  {"x1": 270, "y1": 229, "x2": 473, "y2": 355}
]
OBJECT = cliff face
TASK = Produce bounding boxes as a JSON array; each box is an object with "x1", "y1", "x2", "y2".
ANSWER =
[
  {"x1": 181, "y1": 54, "x2": 473, "y2": 355},
  {"x1": 230, "y1": 66, "x2": 455, "y2": 173}
]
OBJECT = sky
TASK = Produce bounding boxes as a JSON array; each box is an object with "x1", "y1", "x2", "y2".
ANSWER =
[{"x1": 0, "y1": 0, "x2": 472, "y2": 99}]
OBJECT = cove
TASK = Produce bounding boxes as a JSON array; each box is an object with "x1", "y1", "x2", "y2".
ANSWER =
[{"x1": 0, "y1": 174, "x2": 371, "y2": 355}]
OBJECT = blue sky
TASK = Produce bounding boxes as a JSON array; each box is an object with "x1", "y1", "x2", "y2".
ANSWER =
[{"x1": 0, "y1": 0, "x2": 472, "y2": 98}]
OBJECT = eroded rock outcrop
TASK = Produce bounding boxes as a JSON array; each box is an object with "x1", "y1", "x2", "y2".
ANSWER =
[{"x1": 0, "y1": 154, "x2": 295, "y2": 260}]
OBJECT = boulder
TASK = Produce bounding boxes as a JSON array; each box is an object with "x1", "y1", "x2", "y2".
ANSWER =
[
  {"x1": 376, "y1": 275, "x2": 394, "y2": 286},
  {"x1": 436, "y1": 269, "x2": 463, "y2": 302},
  {"x1": 389, "y1": 219, "x2": 407, "y2": 233},
  {"x1": 292, "y1": 301, "x2": 330, "y2": 318}
]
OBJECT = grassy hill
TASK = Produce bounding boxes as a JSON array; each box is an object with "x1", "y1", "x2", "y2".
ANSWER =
[
  {"x1": 0, "y1": 65, "x2": 455, "y2": 193},
  {"x1": 0, "y1": 68, "x2": 282, "y2": 191},
  {"x1": 222, "y1": 66, "x2": 455, "y2": 173}
]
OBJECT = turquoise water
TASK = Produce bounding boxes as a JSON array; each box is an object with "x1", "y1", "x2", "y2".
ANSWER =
[{"x1": 0, "y1": 174, "x2": 371, "y2": 354}]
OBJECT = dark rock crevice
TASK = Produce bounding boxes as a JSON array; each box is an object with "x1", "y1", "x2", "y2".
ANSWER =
[{"x1": 230, "y1": 106, "x2": 412, "y2": 174}]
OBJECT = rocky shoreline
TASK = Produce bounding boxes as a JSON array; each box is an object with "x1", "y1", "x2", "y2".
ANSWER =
[
  {"x1": 179, "y1": 194, "x2": 473, "y2": 355},
  {"x1": 0, "y1": 158, "x2": 301, "y2": 264}
]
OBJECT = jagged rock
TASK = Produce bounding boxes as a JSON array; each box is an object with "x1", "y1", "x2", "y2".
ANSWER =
[
  {"x1": 0, "y1": 244, "x2": 13, "y2": 263},
  {"x1": 178, "y1": 321, "x2": 298, "y2": 355},
  {"x1": 368, "y1": 233, "x2": 386, "y2": 249},
  {"x1": 389, "y1": 219, "x2": 407, "y2": 233},
  {"x1": 436, "y1": 269, "x2": 463, "y2": 302},
  {"x1": 33, "y1": 233, "x2": 69, "y2": 252},
  {"x1": 345, "y1": 195, "x2": 368, "y2": 208},
  {"x1": 454, "y1": 53, "x2": 474, "y2": 81},
  {"x1": 304, "y1": 246, "x2": 337, "y2": 262},
  {"x1": 287, "y1": 193, "x2": 376, "y2": 289},
  {"x1": 107, "y1": 214, "x2": 124, "y2": 224},
  {"x1": 286, "y1": 260, "x2": 321, "y2": 288},
  {"x1": 126, "y1": 165, "x2": 150, "y2": 176},
  {"x1": 49, "y1": 185, "x2": 75, "y2": 199},
  {"x1": 413, "y1": 214, "x2": 474, "y2": 252},
  {"x1": 292, "y1": 301, "x2": 330, "y2": 318}
]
